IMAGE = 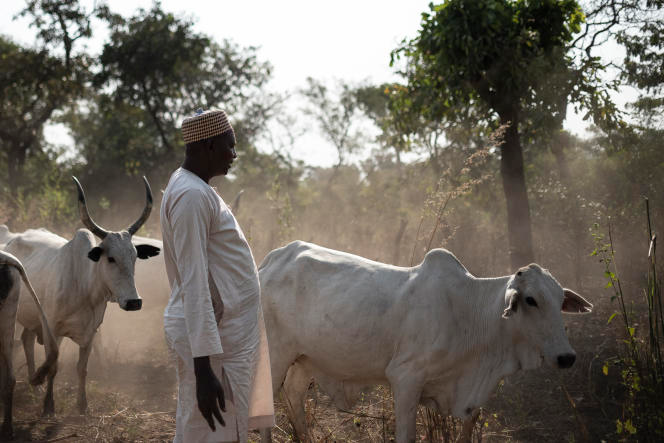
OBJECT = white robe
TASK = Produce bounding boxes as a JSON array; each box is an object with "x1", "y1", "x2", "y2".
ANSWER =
[{"x1": 160, "y1": 167, "x2": 274, "y2": 442}]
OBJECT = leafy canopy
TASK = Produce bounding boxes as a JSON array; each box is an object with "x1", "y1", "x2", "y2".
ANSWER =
[{"x1": 393, "y1": 0, "x2": 584, "y2": 119}]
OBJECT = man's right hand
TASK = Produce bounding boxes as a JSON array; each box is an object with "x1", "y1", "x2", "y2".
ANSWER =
[{"x1": 193, "y1": 356, "x2": 226, "y2": 431}]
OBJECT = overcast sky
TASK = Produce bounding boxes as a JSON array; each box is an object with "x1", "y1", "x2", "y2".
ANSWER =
[{"x1": 1, "y1": 0, "x2": 631, "y2": 167}]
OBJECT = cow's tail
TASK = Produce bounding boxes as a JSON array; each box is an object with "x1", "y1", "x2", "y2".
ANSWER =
[{"x1": 16, "y1": 262, "x2": 59, "y2": 385}]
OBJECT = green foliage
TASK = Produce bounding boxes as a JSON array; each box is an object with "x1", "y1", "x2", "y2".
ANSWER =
[
  {"x1": 62, "y1": 96, "x2": 168, "y2": 203},
  {"x1": 354, "y1": 83, "x2": 412, "y2": 166},
  {"x1": 52, "y1": 1, "x2": 276, "y2": 223},
  {"x1": 390, "y1": 0, "x2": 594, "y2": 268},
  {"x1": 618, "y1": 2, "x2": 664, "y2": 124},
  {"x1": 595, "y1": 202, "x2": 664, "y2": 440},
  {"x1": 0, "y1": 36, "x2": 83, "y2": 210},
  {"x1": 393, "y1": 0, "x2": 583, "y2": 119},
  {"x1": 18, "y1": 0, "x2": 104, "y2": 71},
  {"x1": 95, "y1": 2, "x2": 272, "y2": 153}
]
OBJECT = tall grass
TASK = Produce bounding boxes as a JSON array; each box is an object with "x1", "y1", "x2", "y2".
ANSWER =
[{"x1": 594, "y1": 199, "x2": 664, "y2": 439}]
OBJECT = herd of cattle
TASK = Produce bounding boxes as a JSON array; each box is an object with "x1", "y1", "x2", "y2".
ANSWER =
[{"x1": 0, "y1": 177, "x2": 592, "y2": 442}]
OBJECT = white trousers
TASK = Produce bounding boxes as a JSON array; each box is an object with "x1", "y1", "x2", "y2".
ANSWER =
[{"x1": 165, "y1": 315, "x2": 259, "y2": 443}]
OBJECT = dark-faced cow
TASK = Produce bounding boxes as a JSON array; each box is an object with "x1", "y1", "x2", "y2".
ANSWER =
[
  {"x1": 0, "y1": 251, "x2": 58, "y2": 438},
  {"x1": 258, "y1": 241, "x2": 592, "y2": 443},
  {"x1": 4, "y1": 177, "x2": 160, "y2": 415}
]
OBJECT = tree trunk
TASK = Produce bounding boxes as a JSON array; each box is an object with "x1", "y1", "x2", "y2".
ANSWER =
[
  {"x1": 394, "y1": 145, "x2": 402, "y2": 171},
  {"x1": 499, "y1": 110, "x2": 535, "y2": 270}
]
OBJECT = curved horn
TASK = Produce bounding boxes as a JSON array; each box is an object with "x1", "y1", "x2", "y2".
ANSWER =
[
  {"x1": 127, "y1": 176, "x2": 153, "y2": 236},
  {"x1": 73, "y1": 176, "x2": 109, "y2": 239}
]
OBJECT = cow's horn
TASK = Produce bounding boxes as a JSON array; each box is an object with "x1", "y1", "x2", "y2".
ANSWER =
[
  {"x1": 127, "y1": 176, "x2": 153, "y2": 236},
  {"x1": 72, "y1": 176, "x2": 109, "y2": 239}
]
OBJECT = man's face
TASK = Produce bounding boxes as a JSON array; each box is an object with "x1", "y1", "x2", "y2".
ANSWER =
[{"x1": 210, "y1": 132, "x2": 237, "y2": 176}]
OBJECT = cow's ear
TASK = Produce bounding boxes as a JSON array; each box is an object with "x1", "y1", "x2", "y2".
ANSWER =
[
  {"x1": 88, "y1": 247, "x2": 103, "y2": 262},
  {"x1": 502, "y1": 289, "x2": 519, "y2": 318},
  {"x1": 562, "y1": 289, "x2": 593, "y2": 314},
  {"x1": 136, "y1": 244, "x2": 161, "y2": 259}
]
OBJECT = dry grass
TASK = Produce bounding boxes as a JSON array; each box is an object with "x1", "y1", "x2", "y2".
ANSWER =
[
  {"x1": 5, "y1": 314, "x2": 621, "y2": 443},
  {"x1": 3, "y1": 277, "x2": 627, "y2": 443}
]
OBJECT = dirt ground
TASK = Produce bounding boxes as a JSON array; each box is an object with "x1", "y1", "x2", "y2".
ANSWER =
[
  {"x1": 2, "y1": 187, "x2": 641, "y2": 442},
  {"x1": 4, "y1": 274, "x2": 627, "y2": 443}
]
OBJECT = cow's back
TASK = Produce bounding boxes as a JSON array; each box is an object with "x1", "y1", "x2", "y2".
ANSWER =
[
  {"x1": 5, "y1": 229, "x2": 70, "y2": 330},
  {"x1": 5, "y1": 229, "x2": 66, "y2": 259},
  {"x1": 260, "y1": 241, "x2": 414, "y2": 379},
  {"x1": 5, "y1": 229, "x2": 68, "y2": 287},
  {"x1": 0, "y1": 224, "x2": 17, "y2": 250}
]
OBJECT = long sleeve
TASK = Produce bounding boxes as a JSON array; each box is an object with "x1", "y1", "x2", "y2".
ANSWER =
[{"x1": 170, "y1": 189, "x2": 224, "y2": 357}]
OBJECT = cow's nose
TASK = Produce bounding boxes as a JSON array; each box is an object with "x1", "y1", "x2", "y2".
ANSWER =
[
  {"x1": 123, "y1": 299, "x2": 142, "y2": 311},
  {"x1": 557, "y1": 353, "x2": 576, "y2": 368}
]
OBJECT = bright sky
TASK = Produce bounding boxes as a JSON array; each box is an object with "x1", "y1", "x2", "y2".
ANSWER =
[{"x1": 1, "y1": 0, "x2": 633, "y2": 167}]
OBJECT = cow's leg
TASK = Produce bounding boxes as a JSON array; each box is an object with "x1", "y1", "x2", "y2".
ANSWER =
[
  {"x1": 259, "y1": 344, "x2": 298, "y2": 443},
  {"x1": 268, "y1": 342, "x2": 298, "y2": 395},
  {"x1": 386, "y1": 367, "x2": 423, "y2": 443},
  {"x1": 456, "y1": 409, "x2": 480, "y2": 443},
  {"x1": 76, "y1": 343, "x2": 93, "y2": 414},
  {"x1": 42, "y1": 336, "x2": 62, "y2": 417},
  {"x1": 282, "y1": 361, "x2": 312, "y2": 443},
  {"x1": 1, "y1": 335, "x2": 16, "y2": 438},
  {"x1": 21, "y1": 328, "x2": 37, "y2": 380},
  {"x1": 90, "y1": 331, "x2": 107, "y2": 375}
]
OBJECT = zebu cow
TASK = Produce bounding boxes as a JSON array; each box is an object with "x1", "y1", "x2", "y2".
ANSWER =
[
  {"x1": 4, "y1": 177, "x2": 160, "y2": 415},
  {"x1": 0, "y1": 251, "x2": 58, "y2": 438},
  {"x1": 259, "y1": 241, "x2": 593, "y2": 443}
]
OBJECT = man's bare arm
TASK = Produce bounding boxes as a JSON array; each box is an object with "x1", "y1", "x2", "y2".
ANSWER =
[{"x1": 194, "y1": 356, "x2": 226, "y2": 431}]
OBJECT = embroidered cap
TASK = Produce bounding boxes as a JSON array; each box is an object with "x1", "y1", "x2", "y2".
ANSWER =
[{"x1": 181, "y1": 108, "x2": 234, "y2": 144}]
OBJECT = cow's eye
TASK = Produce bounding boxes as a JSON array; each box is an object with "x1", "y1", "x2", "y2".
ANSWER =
[
  {"x1": 526, "y1": 296, "x2": 538, "y2": 307},
  {"x1": 108, "y1": 257, "x2": 115, "y2": 263}
]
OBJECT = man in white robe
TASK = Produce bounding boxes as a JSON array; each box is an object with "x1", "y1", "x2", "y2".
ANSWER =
[{"x1": 160, "y1": 108, "x2": 274, "y2": 443}]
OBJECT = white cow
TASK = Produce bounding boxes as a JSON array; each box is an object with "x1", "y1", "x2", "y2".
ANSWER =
[
  {"x1": 0, "y1": 250, "x2": 58, "y2": 438},
  {"x1": 259, "y1": 241, "x2": 592, "y2": 443},
  {"x1": 4, "y1": 177, "x2": 160, "y2": 416}
]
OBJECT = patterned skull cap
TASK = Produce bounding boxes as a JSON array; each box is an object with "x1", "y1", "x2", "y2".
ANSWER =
[{"x1": 181, "y1": 108, "x2": 234, "y2": 144}]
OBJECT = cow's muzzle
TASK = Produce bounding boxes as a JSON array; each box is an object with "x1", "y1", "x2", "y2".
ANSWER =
[
  {"x1": 557, "y1": 353, "x2": 576, "y2": 369},
  {"x1": 122, "y1": 299, "x2": 142, "y2": 311}
]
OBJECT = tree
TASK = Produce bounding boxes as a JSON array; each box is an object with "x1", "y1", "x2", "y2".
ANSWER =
[
  {"x1": 62, "y1": 2, "x2": 275, "y2": 212},
  {"x1": 0, "y1": 0, "x2": 99, "y2": 215},
  {"x1": 354, "y1": 84, "x2": 412, "y2": 170},
  {"x1": 0, "y1": 37, "x2": 80, "y2": 205},
  {"x1": 617, "y1": 1, "x2": 664, "y2": 125},
  {"x1": 301, "y1": 77, "x2": 365, "y2": 173},
  {"x1": 18, "y1": 0, "x2": 105, "y2": 73},
  {"x1": 95, "y1": 3, "x2": 272, "y2": 154},
  {"x1": 393, "y1": 0, "x2": 586, "y2": 268}
]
